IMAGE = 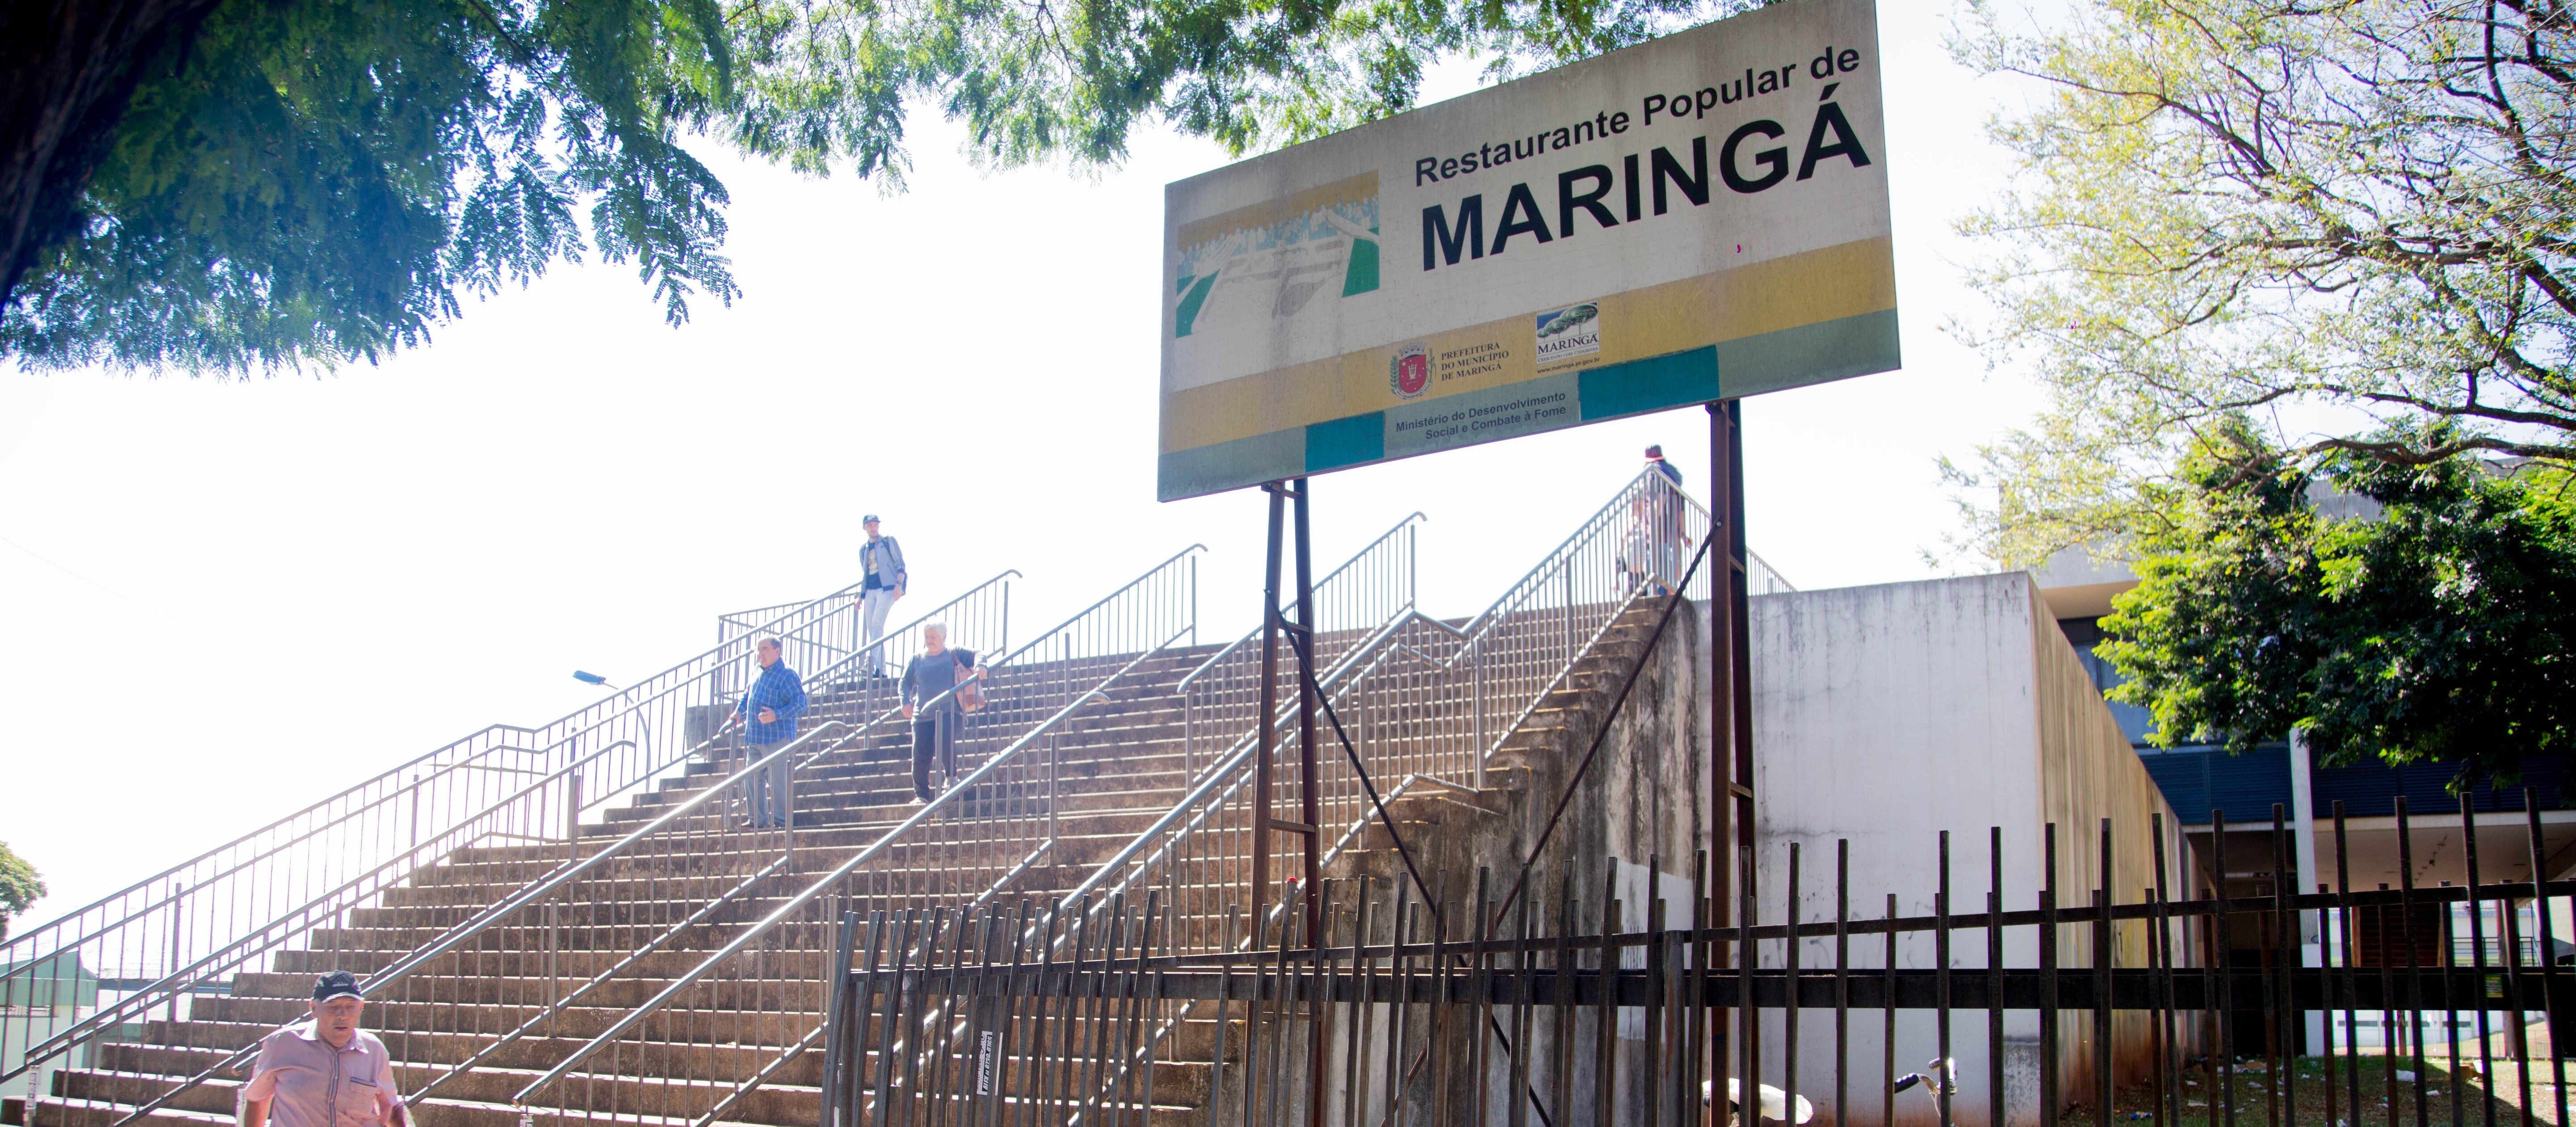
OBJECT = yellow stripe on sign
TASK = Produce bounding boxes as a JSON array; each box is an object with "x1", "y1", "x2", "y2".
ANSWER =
[
  {"x1": 1177, "y1": 173, "x2": 1381, "y2": 251},
  {"x1": 1158, "y1": 236, "x2": 1896, "y2": 453}
]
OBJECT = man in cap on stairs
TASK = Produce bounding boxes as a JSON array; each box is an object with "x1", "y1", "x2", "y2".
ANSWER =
[
  {"x1": 1642, "y1": 444, "x2": 1690, "y2": 594},
  {"x1": 237, "y1": 971, "x2": 408, "y2": 1127},
  {"x1": 856, "y1": 514, "x2": 907, "y2": 678},
  {"x1": 733, "y1": 636, "x2": 809, "y2": 828}
]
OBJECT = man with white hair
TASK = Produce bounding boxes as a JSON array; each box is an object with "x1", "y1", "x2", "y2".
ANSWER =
[
  {"x1": 733, "y1": 637, "x2": 808, "y2": 828},
  {"x1": 899, "y1": 623, "x2": 982, "y2": 804}
]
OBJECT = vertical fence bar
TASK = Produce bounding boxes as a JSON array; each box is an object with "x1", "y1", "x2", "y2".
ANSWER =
[
  {"x1": 1785, "y1": 845, "x2": 1802, "y2": 1127},
  {"x1": 2154, "y1": 813, "x2": 2179, "y2": 1127},
  {"x1": 1474, "y1": 871, "x2": 1497, "y2": 1127},
  {"x1": 1595, "y1": 867, "x2": 1619, "y2": 1127},
  {"x1": 2042, "y1": 822, "x2": 2059, "y2": 1127},
  {"x1": 2095, "y1": 819, "x2": 2114, "y2": 1127},
  {"x1": 1553, "y1": 881, "x2": 1575, "y2": 1127},
  {"x1": 1208, "y1": 905, "x2": 1238, "y2": 1127},
  {"x1": 2528, "y1": 793, "x2": 2568, "y2": 1127},
  {"x1": 1937, "y1": 830, "x2": 1954, "y2": 1127},
  {"x1": 1837, "y1": 841, "x2": 1851, "y2": 1127},
  {"x1": 2334, "y1": 802, "x2": 2361, "y2": 1127},
  {"x1": 2399, "y1": 796, "x2": 2430, "y2": 1127},
  {"x1": 2273, "y1": 804, "x2": 2293, "y2": 1127},
  {"x1": 2213, "y1": 809, "x2": 2237, "y2": 1127},
  {"x1": 1987, "y1": 827, "x2": 2004, "y2": 1127},
  {"x1": 2465, "y1": 797, "x2": 2497, "y2": 1127},
  {"x1": 1885, "y1": 892, "x2": 1898, "y2": 1127}
]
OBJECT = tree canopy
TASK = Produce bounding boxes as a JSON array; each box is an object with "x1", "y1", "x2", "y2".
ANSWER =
[
  {"x1": 1, "y1": 0, "x2": 1732, "y2": 373},
  {"x1": 0, "y1": 840, "x2": 42, "y2": 941},
  {"x1": 1947, "y1": 0, "x2": 2575, "y2": 567},
  {"x1": 2098, "y1": 420, "x2": 2576, "y2": 785}
]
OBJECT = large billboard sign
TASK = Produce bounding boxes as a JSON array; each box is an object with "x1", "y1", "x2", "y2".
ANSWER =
[{"x1": 1157, "y1": 0, "x2": 1896, "y2": 500}]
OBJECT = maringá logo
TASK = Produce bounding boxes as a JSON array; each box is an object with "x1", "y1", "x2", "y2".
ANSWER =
[
  {"x1": 1533, "y1": 302, "x2": 1602, "y2": 367},
  {"x1": 1390, "y1": 343, "x2": 1430, "y2": 398}
]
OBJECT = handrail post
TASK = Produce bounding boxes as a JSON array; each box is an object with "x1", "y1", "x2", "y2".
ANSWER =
[
  {"x1": 564, "y1": 774, "x2": 581, "y2": 862},
  {"x1": 1472, "y1": 648, "x2": 1486, "y2": 790},
  {"x1": 164, "y1": 885, "x2": 185, "y2": 1029}
]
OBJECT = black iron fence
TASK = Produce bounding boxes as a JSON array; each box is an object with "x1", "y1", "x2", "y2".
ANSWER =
[{"x1": 816, "y1": 795, "x2": 2574, "y2": 1127}]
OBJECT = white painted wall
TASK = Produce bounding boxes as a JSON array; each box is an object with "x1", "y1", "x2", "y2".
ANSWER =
[{"x1": 1741, "y1": 572, "x2": 2197, "y2": 1126}]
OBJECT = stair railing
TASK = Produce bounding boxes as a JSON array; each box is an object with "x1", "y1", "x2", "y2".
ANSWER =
[
  {"x1": 1064, "y1": 470, "x2": 1716, "y2": 964},
  {"x1": 1173, "y1": 513, "x2": 1423, "y2": 782},
  {"x1": 1021, "y1": 472, "x2": 1719, "y2": 1125},
  {"x1": 0, "y1": 565, "x2": 952, "y2": 1096},
  {"x1": 88, "y1": 572, "x2": 1023, "y2": 1127},
  {"x1": 488, "y1": 546, "x2": 1205, "y2": 1127}
]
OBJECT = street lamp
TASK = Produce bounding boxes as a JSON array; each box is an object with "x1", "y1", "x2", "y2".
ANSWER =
[{"x1": 571, "y1": 669, "x2": 653, "y2": 757}]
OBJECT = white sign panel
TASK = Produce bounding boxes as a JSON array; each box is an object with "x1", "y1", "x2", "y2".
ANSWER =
[{"x1": 1158, "y1": 0, "x2": 1896, "y2": 500}]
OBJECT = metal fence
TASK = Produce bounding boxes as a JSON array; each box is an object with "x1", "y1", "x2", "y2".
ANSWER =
[
  {"x1": 0, "y1": 567, "x2": 926, "y2": 1102},
  {"x1": 818, "y1": 796, "x2": 2576, "y2": 1127}
]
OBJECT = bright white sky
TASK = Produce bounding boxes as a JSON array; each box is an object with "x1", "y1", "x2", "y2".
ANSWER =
[{"x1": 0, "y1": 2, "x2": 2050, "y2": 928}]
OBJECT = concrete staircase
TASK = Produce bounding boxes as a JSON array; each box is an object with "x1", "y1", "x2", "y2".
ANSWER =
[
  {"x1": 23, "y1": 490, "x2": 1703, "y2": 1127},
  {"x1": 25, "y1": 641, "x2": 1246, "y2": 1127}
]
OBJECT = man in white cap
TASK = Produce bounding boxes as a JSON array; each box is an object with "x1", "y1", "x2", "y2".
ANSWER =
[
  {"x1": 1642, "y1": 445, "x2": 1690, "y2": 593},
  {"x1": 856, "y1": 515, "x2": 907, "y2": 677},
  {"x1": 238, "y1": 971, "x2": 408, "y2": 1127}
]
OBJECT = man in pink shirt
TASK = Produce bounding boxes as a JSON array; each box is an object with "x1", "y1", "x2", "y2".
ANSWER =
[{"x1": 238, "y1": 972, "x2": 408, "y2": 1127}]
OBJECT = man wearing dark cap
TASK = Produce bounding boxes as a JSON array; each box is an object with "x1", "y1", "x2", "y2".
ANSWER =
[
  {"x1": 856, "y1": 515, "x2": 908, "y2": 678},
  {"x1": 238, "y1": 972, "x2": 407, "y2": 1127}
]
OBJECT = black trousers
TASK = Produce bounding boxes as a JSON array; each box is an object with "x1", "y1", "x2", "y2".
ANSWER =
[{"x1": 912, "y1": 712, "x2": 958, "y2": 800}]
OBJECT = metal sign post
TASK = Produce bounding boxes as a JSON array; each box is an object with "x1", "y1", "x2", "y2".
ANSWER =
[{"x1": 1708, "y1": 398, "x2": 1757, "y2": 1124}]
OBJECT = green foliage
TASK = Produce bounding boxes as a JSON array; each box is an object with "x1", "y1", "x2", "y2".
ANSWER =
[
  {"x1": 0, "y1": 840, "x2": 42, "y2": 939},
  {"x1": 1945, "y1": 0, "x2": 2576, "y2": 568},
  {"x1": 4, "y1": 0, "x2": 1744, "y2": 373},
  {"x1": 2099, "y1": 422, "x2": 2576, "y2": 788}
]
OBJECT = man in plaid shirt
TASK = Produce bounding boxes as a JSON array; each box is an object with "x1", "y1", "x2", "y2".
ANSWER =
[{"x1": 733, "y1": 637, "x2": 809, "y2": 828}]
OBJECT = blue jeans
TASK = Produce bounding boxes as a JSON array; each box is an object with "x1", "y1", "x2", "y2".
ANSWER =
[{"x1": 741, "y1": 742, "x2": 792, "y2": 828}]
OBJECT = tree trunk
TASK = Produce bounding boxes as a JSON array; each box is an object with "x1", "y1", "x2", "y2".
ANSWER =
[{"x1": 0, "y1": 0, "x2": 228, "y2": 317}]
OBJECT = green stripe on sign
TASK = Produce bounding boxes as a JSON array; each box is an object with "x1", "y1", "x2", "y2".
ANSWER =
[
  {"x1": 1576, "y1": 347, "x2": 1721, "y2": 421},
  {"x1": 1305, "y1": 411, "x2": 1385, "y2": 472}
]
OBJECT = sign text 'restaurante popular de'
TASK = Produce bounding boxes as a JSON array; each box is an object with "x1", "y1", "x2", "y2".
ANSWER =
[{"x1": 1157, "y1": 0, "x2": 1896, "y2": 500}]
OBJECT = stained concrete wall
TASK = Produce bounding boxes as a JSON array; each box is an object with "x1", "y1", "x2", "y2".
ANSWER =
[
  {"x1": 1748, "y1": 572, "x2": 2200, "y2": 1126},
  {"x1": 1318, "y1": 571, "x2": 2187, "y2": 1127}
]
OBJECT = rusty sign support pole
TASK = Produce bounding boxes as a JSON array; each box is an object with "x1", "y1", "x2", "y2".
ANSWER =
[
  {"x1": 1292, "y1": 478, "x2": 1327, "y2": 1127},
  {"x1": 1707, "y1": 399, "x2": 1755, "y2": 1126},
  {"x1": 1252, "y1": 483, "x2": 1287, "y2": 915},
  {"x1": 1292, "y1": 479, "x2": 1323, "y2": 932}
]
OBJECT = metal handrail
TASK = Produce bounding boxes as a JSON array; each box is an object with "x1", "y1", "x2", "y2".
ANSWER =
[
  {"x1": 99, "y1": 572, "x2": 1028, "y2": 1126},
  {"x1": 678, "y1": 622, "x2": 1201, "y2": 1127},
  {"x1": 1042, "y1": 611, "x2": 1489, "y2": 1126},
  {"x1": 2, "y1": 572, "x2": 877, "y2": 959},
  {"x1": 0, "y1": 590, "x2": 868, "y2": 1022},
  {"x1": 23, "y1": 735, "x2": 649, "y2": 1067},
  {"x1": 24, "y1": 570, "x2": 1016, "y2": 1064},
  {"x1": 512, "y1": 593, "x2": 1204, "y2": 1109},
  {"x1": 1173, "y1": 514, "x2": 1422, "y2": 693},
  {"x1": 388, "y1": 720, "x2": 873, "y2": 1106},
  {"x1": 1047, "y1": 606, "x2": 1433, "y2": 918},
  {"x1": 1063, "y1": 470, "x2": 1711, "y2": 924},
  {"x1": 1041, "y1": 478, "x2": 1702, "y2": 1125}
]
